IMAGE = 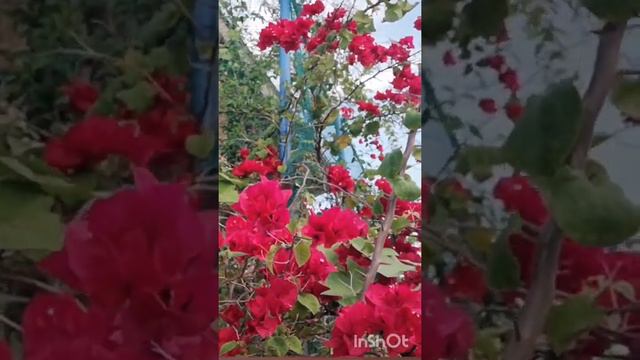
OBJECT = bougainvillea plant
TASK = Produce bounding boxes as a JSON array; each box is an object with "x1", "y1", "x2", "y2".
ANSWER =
[
  {"x1": 425, "y1": 0, "x2": 640, "y2": 359},
  {"x1": 218, "y1": 0, "x2": 422, "y2": 356}
]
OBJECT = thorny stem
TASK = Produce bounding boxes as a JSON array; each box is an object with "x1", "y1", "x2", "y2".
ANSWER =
[
  {"x1": 503, "y1": 21, "x2": 628, "y2": 360},
  {"x1": 362, "y1": 129, "x2": 417, "y2": 294}
]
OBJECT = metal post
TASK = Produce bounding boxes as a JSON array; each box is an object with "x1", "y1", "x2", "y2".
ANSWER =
[{"x1": 278, "y1": 0, "x2": 292, "y2": 162}]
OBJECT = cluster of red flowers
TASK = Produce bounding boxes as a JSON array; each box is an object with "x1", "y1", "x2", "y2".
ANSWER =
[
  {"x1": 356, "y1": 100, "x2": 381, "y2": 117},
  {"x1": 257, "y1": 17, "x2": 315, "y2": 52},
  {"x1": 422, "y1": 282, "x2": 475, "y2": 360},
  {"x1": 46, "y1": 76, "x2": 198, "y2": 173},
  {"x1": 220, "y1": 162, "x2": 421, "y2": 355},
  {"x1": 326, "y1": 164, "x2": 356, "y2": 193},
  {"x1": 326, "y1": 283, "x2": 421, "y2": 356},
  {"x1": 246, "y1": 278, "x2": 298, "y2": 338},
  {"x1": 437, "y1": 175, "x2": 640, "y2": 357},
  {"x1": 303, "y1": 207, "x2": 369, "y2": 247},
  {"x1": 379, "y1": 64, "x2": 421, "y2": 107},
  {"x1": 222, "y1": 177, "x2": 292, "y2": 259},
  {"x1": 442, "y1": 28, "x2": 524, "y2": 122},
  {"x1": 347, "y1": 34, "x2": 389, "y2": 67},
  {"x1": 306, "y1": 8, "x2": 357, "y2": 53},
  {"x1": 6, "y1": 168, "x2": 216, "y2": 360},
  {"x1": 231, "y1": 145, "x2": 281, "y2": 178},
  {"x1": 476, "y1": 53, "x2": 524, "y2": 121},
  {"x1": 271, "y1": 246, "x2": 337, "y2": 300}
]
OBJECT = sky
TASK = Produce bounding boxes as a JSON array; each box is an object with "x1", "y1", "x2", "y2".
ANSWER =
[
  {"x1": 232, "y1": 0, "x2": 422, "y2": 185},
  {"x1": 424, "y1": 5, "x2": 640, "y2": 203}
]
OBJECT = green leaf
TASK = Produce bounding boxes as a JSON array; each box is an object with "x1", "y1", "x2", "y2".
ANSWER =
[
  {"x1": 219, "y1": 181, "x2": 239, "y2": 204},
  {"x1": 403, "y1": 110, "x2": 422, "y2": 130},
  {"x1": 185, "y1": 132, "x2": 215, "y2": 159},
  {"x1": 364, "y1": 121, "x2": 380, "y2": 136},
  {"x1": 581, "y1": 0, "x2": 640, "y2": 21},
  {"x1": 322, "y1": 259, "x2": 366, "y2": 305},
  {"x1": 502, "y1": 80, "x2": 583, "y2": 177},
  {"x1": 378, "y1": 248, "x2": 416, "y2": 278},
  {"x1": 354, "y1": 10, "x2": 376, "y2": 33},
  {"x1": 390, "y1": 176, "x2": 421, "y2": 201},
  {"x1": 384, "y1": 0, "x2": 417, "y2": 22},
  {"x1": 487, "y1": 216, "x2": 521, "y2": 290},
  {"x1": 455, "y1": 146, "x2": 504, "y2": 177},
  {"x1": 265, "y1": 244, "x2": 280, "y2": 274},
  {"x1": 473, "y1": 330, "x2": 502, "y2": 360},
  {"x1": 378, "y1": 150, "x2": 403, "y2": 178},
  {"x1": 423, "y1": 0, "x2": 457, "y2": 45},
  {"x1": 294, "y1": 239, "x2": 311, "y2": 267},
  {"x1": 138, "y1": 3, "x2": 181, "y2": 45},
  {"x1": 546, "y1": 295, "x2": 605, "y2": 352},
  {"x1": 266, "y1": 336, "x2": 289, "y2": 357},
  {"x1": 116, "y1": 82, "x2": 156, "y2": 113},
  {"x1": 412, "y1": 146, "x2": 422, "y2": 162},
  {"x1": 611, "y1": 77, "x2": 640, "y2": 119},
  {"x1": 351, "y1": 237, "x2": 375, "y2": 257},
  {"x1": 458, "y1": 0, "x2": 508, "y2": 39},
  {"x1": 297, "y1": 293, "x2": 321, "y2": 315},
  {"x1": 0, "y1": 183, "x2": 63, "y2": 252},
  {"x1": 539, "y1": 167, "x2": 640, "y2": 247},
  {"x1": 286, "y1": 335, "x2": 304, "y2": 355},
  {"x1": 392, "y1": 216, "x2": 411, "y2": 234},
  {"x1": 373, "y1": 200, "x2": 384, "y2": 216},
  {"x1": 220, "y1": 341, "x2": 239, "y2": 356}
]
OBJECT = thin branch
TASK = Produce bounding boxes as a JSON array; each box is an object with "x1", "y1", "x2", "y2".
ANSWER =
[
  {"x1": 0, "y1": 313, "x2": 22, "y2": 333},
  {"x1": 503, "y1": 21, "x2": 628, "y2": 360},
  {"x1": 362, "y1": 129, "x2": 418, "y2": 294}
]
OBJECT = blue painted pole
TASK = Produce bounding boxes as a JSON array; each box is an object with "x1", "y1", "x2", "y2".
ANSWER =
[
  {"x1": 278, "y1": 0, "x2": 292, "y2": 163},
  {"x1": 334, "y1": 115, "x2": 346, "y2": 163},
  {"x1": 190, "y1": 0, "x2": 218, "y2": 174}
]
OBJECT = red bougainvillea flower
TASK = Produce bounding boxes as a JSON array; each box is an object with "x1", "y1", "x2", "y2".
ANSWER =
[
  {"x1": 221, "y1": 304, "x2": 245, "y2": 328},
  {"x1": 136, "y1": 105, "x2": 198, "y2": 151},
  {"x1": 218, "y1": 328, "x2": 243, "y2": 356},
  {"x1": 63, "y1": 80, "x2": 99, "y2": 113},
  {"x1": 40, "y1": 168, "x2": 214, "y2": 309},
  {"x1": 493, "y1": 175, "x2": 548, "y2": 225},
  {"x1": 499, "y1": 67, "x2": 520, "y2": 92},
  {"x1": 327, "y1": 165, "x2": 355, "y2": 193},
  {"x1": 22, "y1": 293, "x2": 115, "y2": 360},
  {"x1": 423, "y1": 282, "x2": 475, "y2": 360},
  {"x1": 223, "y1": 216, "x2": 293, "y2": 259},
  {"x1": 327, "y1": 284, "x2": 421, "y2": 356},
  {"x1": 232, "y1": 146, "x2": 281, "y2": 178},
  {"x1": 478, "y1": 98, "x2": 498, "y2": 114},
  {"x1": 257, "y1": 18, "x2": 314, "y2": 52},
  {"x1": 386, "y1": 42, "x2": 411, "y2": 62},
  {"x1": 231, "y1": 176, "x2": 292, "y2": 230},
  {"x1": 0, "y1": 341, "x2": 11, "y2": 360},
  {"x1": 486, "y1": 54, "x2": 505, "y2": 71},
  {"x1": 44, "y1": 116, "x2": 160, "y2": 173},
  {"x1": 348, "y1": 34, "x2": 388, "y2": 67},
  {"x1": 300, "y1": 0, "x2": 325, "y2": 17},
  {"x1": 444, "y1": 261, "x2": 488, "y2": 303},
  {"x1": 375, "y1": 178, "x2": 393, "y2": 195},
  {"x1": 239, "y1": 147, "x2": 250, "y2": 159},
  {"x1": 505, "y1": 98, "x2": 524, "y2": 121},
  {"x1": 303, "y1": 207, "x2": 368, "y2": 247},
  {"x1": 340, "y1": 107, "x2": 354, "y2": 119},
  {"x1": 247, "y1": 278, "x2": 298, "y2": 338},
  {"x1": 271, "y1": 246, "x2": 336, "y2": 300},
  {"x1": 325, "y1": 302, "x2": 378, "y2": 356},
  {"x1": 443, "y1": 50, "x2": 457, "y2": 66},
  {"x1": 357, "y1": 101, "x2": 381, "y2": 117},
  {"x1": 414, "y1": 17, "x2": 421, "y2": 30},
  {"x1": 374, "y1": 89, "x2": 408, "y2": 105}
]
